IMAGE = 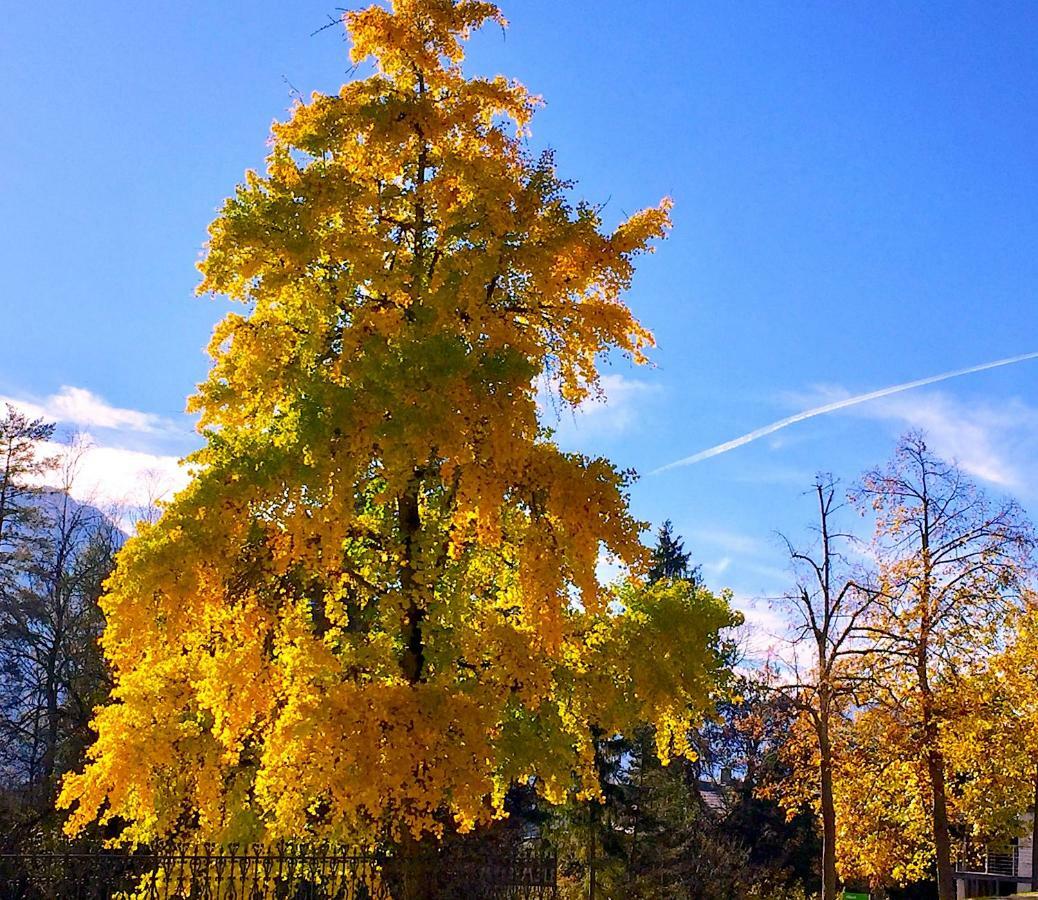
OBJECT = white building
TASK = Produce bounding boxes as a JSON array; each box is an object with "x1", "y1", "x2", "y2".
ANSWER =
[{"x1": 955, "y1": 834, "x2": 1034, "y2": 898}]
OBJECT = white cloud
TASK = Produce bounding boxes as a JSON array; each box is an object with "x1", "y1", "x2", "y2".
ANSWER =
[
  {"x1": 702, "y1": 556, "x2": 732, "y2": 578},
  {"x1": 595, "y1": 546, "x2": 627, "y2": 586},
  {"x1": 655, "y1": 351, "x2": 1038, "y2": 472},
  {"x1": 688, "y1": 527, "x2": 767, "y2": 558},
  {"x1": 729, "y1": 594, "x2": 790, "y2": 659},
  {"x1": 864, "y1": 391, "x2": 1035, "y2": 488},
  {"x1": 783, "y1": 384, "x2": 1038, "y2": 491},
  {"x1": 540, "y1": 373, "x2": 661, "y2": 442},
  {"x1": 2, "y1": 386, "x2": 193, "y2": 520},
  {"x1": 43, "y1": 438, "x2": 190, "y2": 513},
  {"x1": 0, "y1": 385, "x2": 179, "y2": 435}
]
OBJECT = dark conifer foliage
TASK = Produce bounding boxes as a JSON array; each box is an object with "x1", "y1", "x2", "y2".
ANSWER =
[{"x1": 648, "y1": 520, "x2": 700, "y2": 585}]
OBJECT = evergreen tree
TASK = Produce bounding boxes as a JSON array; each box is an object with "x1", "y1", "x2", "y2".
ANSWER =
[
  {"x1": 648, "y1": 520, "x2": 699, "y2": 585},
  {"x1": 0, "y1": 406, "x2": 55, "y2": 590},
  {"x1": 555, "y1": 521, "x2": 735, "y2": 897}
]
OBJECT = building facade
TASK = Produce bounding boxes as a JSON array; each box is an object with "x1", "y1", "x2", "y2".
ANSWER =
[{"x1": 955, "y1": 835, "x2": 1034, "y2": 898}]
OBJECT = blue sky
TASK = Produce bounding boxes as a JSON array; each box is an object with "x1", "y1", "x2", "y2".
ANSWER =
[{"x1": 2, "y1": 1, "x2": 1037, "y2": 639}]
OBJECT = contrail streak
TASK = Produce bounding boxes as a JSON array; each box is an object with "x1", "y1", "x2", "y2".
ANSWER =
[{"x1": 652, "y1": 351, "x2": 1038, "y2": 474}]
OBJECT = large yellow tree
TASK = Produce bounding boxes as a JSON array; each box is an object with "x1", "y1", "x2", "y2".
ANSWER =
[{"x1": 59, "y1": 0, "x2": 736, "y2": 847}]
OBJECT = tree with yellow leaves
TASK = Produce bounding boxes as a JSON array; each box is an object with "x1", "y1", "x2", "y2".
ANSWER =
[
  {"x1": 847, "y1": 434, "x2": 1033, "y2": 899},
  {"x1": 831, "y1": 701, "x2": 942, "y2": 893},
  {"x1": 58, "y1": 0, "x2": 736, "y2": 865},
  {"x1": 945, "y1": 598, "x2": 1038, "y2": 891}
]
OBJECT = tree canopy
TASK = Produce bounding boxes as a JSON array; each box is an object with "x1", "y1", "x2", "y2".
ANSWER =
[{"x1": 59, "y1": 0, "x2": 736, "y2": 847}]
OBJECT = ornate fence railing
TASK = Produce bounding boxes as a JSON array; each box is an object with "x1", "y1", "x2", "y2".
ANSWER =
[{"x1": 0, "y1": 841, "x2": 558, "y2": 899}]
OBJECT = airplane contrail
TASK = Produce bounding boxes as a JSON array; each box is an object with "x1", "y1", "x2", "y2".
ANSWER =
[{"x1": 652, "y1": 350, "x2": 1038, "y2": 474}]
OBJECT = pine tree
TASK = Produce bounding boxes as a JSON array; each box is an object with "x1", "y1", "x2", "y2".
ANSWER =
[
  {"x1": 648, "y1": 520, "x2": 698, "y2": 585},
  {"x1": 0, "y1": 405, "x2": 55, "y2": 589}
]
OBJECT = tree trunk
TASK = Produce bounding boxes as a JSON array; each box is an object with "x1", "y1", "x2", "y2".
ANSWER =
[
  {"x1": 588, "y1": 801, "x2": 597, "y2": 900},
  {"x1": 40, "y1": 654, "x2": 60, "y2": 783},
  {"x1": 928, "y1": 746, "x2": 955, "y2": 900},
  {"x1": 920, "y1": 664, "x2": 954, "y2": 900},
  {"x1": 398, "y1": 479, "x2": 424, "y2": 685},
  {"x1": 916, "y1": 523, "x2": 955, "y2": 900},
  {"x1": 1031, "y1": 759, "x2": 1038, "y2": 890},
  {"x1": 397, "y1": 478, "x2": 431, "y2": 900},
  {"x1": 40, "y1": 530, "x2": 70, "y2": 786},
  {"x1": 819, "y1": 710, "x2": 839, "y2": 900},
  {"x1": 397, "y1": 831, "x2": 435, "y2": 900}
]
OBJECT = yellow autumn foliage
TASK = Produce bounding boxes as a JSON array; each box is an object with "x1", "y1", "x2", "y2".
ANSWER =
[{"x1": 59, "y1": 0, "x2": 735, "y2": 846}]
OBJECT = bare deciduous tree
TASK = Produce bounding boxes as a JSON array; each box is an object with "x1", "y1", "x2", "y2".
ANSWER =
[
  {"x1": 775, "y1": 474, "x2": 874, "y2": 900},
  {"x1": 0, "y1": 425, "x2": 120, "y2": 830}
]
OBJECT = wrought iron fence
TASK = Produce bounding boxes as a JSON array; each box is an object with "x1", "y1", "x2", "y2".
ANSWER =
[{"x1": 0, "y1": 842, "x2": 557, "y2": 899}]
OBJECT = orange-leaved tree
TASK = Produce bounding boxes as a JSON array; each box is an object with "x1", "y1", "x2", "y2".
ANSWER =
[{"x1": 59, "y1": 0, "x2": 737, "y2": 847}]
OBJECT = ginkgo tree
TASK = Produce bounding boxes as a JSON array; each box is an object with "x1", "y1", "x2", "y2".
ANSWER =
[{"x1": 59, "y1": 0, "x2": 737, "y2": 848}]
